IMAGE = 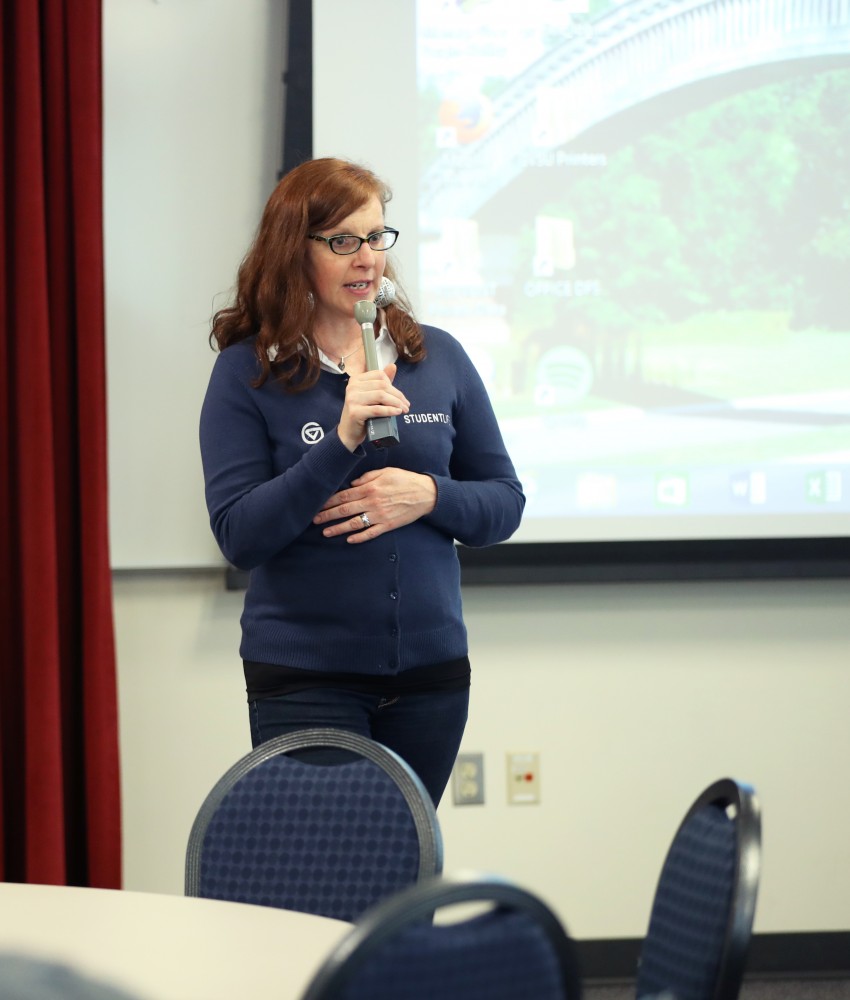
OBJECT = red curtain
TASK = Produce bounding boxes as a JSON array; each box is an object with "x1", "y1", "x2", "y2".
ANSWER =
[{"x1": 0, "y1": 0, "x2": 122, "y2": 887}]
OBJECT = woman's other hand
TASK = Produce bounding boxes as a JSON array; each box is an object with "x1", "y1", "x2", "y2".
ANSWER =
[{"x1": 314, "y1": 467, "x2": 437, "y2": 543}]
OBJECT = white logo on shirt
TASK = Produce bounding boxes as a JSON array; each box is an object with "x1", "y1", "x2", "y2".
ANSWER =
[
  {"x1": 402, "y1": 412, "x2": 451, "y2": 425},
  {"x1": 301, "y1": 422, "x2": 324, "y2": 444}
]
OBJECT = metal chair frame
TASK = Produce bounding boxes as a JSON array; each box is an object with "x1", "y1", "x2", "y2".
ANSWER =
[
  {"x1": 637, "y1": 776, "x2": 762, "y2": 1000},
  {"x1": 185, "y1": 728, "x2": 443, "y2": 905},
  {"x1": 300, "y1": 872, "x2": 582, "y2": 1000}
]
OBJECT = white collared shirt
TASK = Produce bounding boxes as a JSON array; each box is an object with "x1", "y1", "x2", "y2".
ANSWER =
[{"x1": 317, "y1": 317, "x2": 399, "y2": 374}]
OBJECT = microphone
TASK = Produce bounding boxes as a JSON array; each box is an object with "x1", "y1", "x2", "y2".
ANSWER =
[
  {"x1": 354, "y1": 297, "x2": 400, "y2": 448},
  {"x1": 374, "y1": 276, "x2": 396, "y2": 308}
]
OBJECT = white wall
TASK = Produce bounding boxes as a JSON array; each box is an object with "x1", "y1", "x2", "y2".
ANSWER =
[
  {"x1": 104, "y1": 0, "x2": 286, "y2": 568},
  {"x1": 114, "y1": 571, "x2": 850, "y2": 938},
  {"x1": 105, "y1": 1, "x2": 850, "y2": 942}
]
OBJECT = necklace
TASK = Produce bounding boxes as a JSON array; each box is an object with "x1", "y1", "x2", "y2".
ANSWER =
[{"x1": 335, "y1": 344, "x2": 363, "y2": 372}]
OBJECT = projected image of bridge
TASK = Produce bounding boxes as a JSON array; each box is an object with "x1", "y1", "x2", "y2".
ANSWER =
[{"x1": 416, "y1": 0, "x2": 850, "y2": 523}]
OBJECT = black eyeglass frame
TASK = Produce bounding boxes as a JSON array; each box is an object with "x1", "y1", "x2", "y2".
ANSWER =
[{"x1": 306, "y1": 227, "x2": 399, "y2": 255}]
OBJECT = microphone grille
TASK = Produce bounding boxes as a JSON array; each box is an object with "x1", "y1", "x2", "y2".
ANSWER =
[{"x1": 374, "y1": 276, "x2": 396, "y2": 308}]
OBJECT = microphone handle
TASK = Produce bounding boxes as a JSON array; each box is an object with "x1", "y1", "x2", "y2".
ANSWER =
[{"x1": 360, "y1": 320, "x2": 400, "y2": 448}]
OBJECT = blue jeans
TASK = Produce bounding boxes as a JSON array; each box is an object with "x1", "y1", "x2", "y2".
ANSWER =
[{"x1": 248, "y1": 686, "x2": 469, "y2": 807}]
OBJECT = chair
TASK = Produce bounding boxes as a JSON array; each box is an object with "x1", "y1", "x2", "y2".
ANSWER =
[
  {"x1": 635, "y1": 777, "x2": 762, "y2": 1000},
  {"x1": 300, "y1": 872, "x2": 583, "y2": 1000},
  {"x1": 184, "y1": 728, "x2": 443, "y2": 922}
]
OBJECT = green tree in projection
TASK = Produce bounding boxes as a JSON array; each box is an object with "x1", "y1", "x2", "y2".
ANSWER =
[
  {"x1": 778, "y1": 70, "x2": 850, "y2": 330},
  {"x1": 529, "y1": 67, "x2": 850, "y2": 334},
  {"x1": 642, "y1": 84, "x2": 807, "y2": 313}
]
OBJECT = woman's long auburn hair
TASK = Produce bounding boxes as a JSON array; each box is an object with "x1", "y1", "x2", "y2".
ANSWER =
[{"x1": 209, "y1": 158, "x2": 425, "y2": 390}]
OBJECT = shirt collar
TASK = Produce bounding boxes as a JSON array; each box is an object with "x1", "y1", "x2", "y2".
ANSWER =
[{"x1": 317, "y1": 315, "x2": 398, "y2": 374}]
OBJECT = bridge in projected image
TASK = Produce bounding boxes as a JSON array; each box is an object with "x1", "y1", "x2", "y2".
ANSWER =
[{"x1": 418, "y1": 0, "x2": 850, "y2": 230}]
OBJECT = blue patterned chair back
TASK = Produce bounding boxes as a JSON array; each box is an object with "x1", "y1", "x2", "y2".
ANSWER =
[
  {"x1": 301, "y1": 873, "x2": 582, "y2": 1000},
  {"x1": 185, "y1": 729, "x2": 443, "y2": 922},
  {"x1": 636, "y1": 778, "x2": 761, "y2": 1000}
]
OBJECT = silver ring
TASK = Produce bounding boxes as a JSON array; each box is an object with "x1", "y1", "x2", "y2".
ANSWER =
[{"x1": 359, "y1": 513, "x2": 371, "y2": 528}]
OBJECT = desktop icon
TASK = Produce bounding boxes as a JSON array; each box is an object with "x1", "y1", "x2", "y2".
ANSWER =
[
  {"x1": 730, "y1": 471, "x2": 767, "y2": 505},
  {"x1": 806, "y1": 470, "x2": 843, "y2": 503},
  {"x1": 576, "y1": 473, "x2": 617, "y2": 510},
  {"x1": 655, "y1": 474, "x2": 689, "y2": 507}
]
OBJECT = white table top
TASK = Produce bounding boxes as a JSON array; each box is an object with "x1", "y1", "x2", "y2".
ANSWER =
[{"x1": 0, "y1": 882, "x2": 351, "y2": 1000}]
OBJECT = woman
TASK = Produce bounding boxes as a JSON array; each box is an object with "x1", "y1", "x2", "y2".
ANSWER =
[{"x1": 199, "y1": 157, "x2": 524, "y2": 805}]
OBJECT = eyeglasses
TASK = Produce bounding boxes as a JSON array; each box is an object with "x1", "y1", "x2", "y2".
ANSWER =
[{"x1": 307, "y1": 228, "x2": 399, "y2": 255}]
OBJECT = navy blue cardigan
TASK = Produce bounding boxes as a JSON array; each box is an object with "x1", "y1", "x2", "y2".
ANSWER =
[{"x1": 199, "y1": 326, "x2": 525, "y2": 676}]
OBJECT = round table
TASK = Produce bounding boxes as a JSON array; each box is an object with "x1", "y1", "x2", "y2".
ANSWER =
[{"x1": 0, "y1": 882, "x2": 351, "y2": 999}]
